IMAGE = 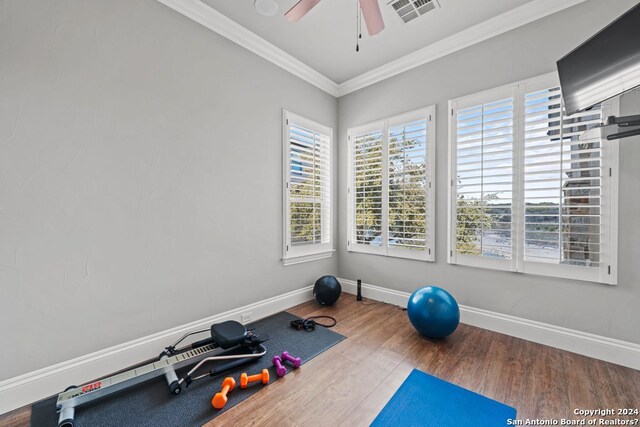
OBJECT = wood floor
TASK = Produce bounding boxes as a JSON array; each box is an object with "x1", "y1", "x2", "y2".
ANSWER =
[{"x1": 2, "y1": 294, "x2": 639, "y2": 426}]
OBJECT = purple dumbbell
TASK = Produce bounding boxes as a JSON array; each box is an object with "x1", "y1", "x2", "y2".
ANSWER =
[
  {"x1": 281, "y1": 351, "x2": 302, "y2": 369},
  {"x1": 272, "y1": 355, "x2": 286, "y2": 377}
]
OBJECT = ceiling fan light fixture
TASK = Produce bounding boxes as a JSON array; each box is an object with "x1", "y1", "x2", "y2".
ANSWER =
[{"x1": 255, "y1": 0, "x2": 279, "y2": 16}]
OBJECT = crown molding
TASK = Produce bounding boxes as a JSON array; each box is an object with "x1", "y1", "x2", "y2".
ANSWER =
[
  {"x1": 336, "y1": 0, "x2": 588, "y2": 96},
  {"x1": 155, "y1": 0, "x2": 340, "y2": 96},
  {"x1": 157, "y1": 0, "x2": 588, "y2": 98}
]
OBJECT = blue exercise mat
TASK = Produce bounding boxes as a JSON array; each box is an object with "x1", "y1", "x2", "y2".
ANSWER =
[{"x1": 372, "y1": 369, "x2": 516, "y2": 427}]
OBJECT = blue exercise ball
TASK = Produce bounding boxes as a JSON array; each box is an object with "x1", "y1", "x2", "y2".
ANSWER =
[{"x1": 407, "y1": 286, "x2": 460, "y2": 339}]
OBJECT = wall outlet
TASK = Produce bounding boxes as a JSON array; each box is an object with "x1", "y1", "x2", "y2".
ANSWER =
[{"x1": 241, "y1": 312, "x2": 253, "y2": 323}]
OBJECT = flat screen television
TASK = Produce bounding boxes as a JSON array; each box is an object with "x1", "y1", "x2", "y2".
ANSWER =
[{"x1": 557, "y1": 3, "x2": 640, "y2": 116}]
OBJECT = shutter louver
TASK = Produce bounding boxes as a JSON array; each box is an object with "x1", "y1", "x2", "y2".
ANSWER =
[
  {"x1": 353, "y1": 129, "x2": 384, "y2": 246},
  {"x1": 288, "y1": 123, "x2": 331, "y2": 247},
  {"x1": 388, "y1": 119, "x2": 428, "y2": 251},
  {"x1": 455, "y1": 98, "x2": 514, "y2": 259},
  {"x1": 523, "y1": 86, "x2": 603, "y2": 267}
]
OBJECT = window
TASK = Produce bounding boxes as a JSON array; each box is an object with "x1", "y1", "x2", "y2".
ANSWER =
[
  {"x1": 448, "y1": 73, "x2": 619, "y2": 284},
  {"x1": 348, "y1": 107, "x2": 435, "y2": 261},
  {"x1": 283, "y1": 110, "x2": 333, "y2": 265}
]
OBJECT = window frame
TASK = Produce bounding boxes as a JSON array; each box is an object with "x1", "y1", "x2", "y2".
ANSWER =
[
  {"x1": 447, "y1": 72, "x2": 619, "y2": 284},
  {"x1": 347, "y1": 106, "x2": 436, "y2": 262},
  {"x1": 282, "y1": 110, "x2": 334, "y2": 266}
]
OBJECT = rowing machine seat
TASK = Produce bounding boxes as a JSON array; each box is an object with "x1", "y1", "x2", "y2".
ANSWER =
[{"x1": 211, "y1": 321, "x2": 247, "y2": 349}]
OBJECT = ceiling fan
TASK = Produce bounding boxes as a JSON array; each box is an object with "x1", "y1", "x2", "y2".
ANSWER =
[{"x1": 285, "y1": 0, "x2": 385, "y2": 36}]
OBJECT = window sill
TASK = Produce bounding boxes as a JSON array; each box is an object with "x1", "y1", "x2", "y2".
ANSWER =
[
  {"x1": 448, "y1": 256, "x2": 617, "y2": 285},
  {"x1": 282, "y1": 250, "x2": 335, "y2": 266},
  {"x1": 347, "y1": 246, "x2": 434, "y2": 262}
]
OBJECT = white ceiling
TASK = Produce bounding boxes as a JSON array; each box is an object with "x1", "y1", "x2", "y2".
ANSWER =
[{"x1": 201, "y1": 0, "x2": 534, "y2": 83}]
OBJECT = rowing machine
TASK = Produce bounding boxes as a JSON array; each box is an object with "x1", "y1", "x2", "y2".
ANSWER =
[{"x1": 55, "y1": 320, "x2": 266, "y2": 427}]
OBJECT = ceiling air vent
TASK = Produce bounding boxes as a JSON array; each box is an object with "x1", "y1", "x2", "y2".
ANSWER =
[{"x1": 388, "y1": 0, "x2": 440, "y2": 24}]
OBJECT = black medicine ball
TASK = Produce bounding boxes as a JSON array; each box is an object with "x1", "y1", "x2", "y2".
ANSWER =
[{"x1": 313, "y1": 275, "x2": 342, "y2": 306}]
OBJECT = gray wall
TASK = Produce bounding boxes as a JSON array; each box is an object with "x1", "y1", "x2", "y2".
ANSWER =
[
  {"x1": 2, "y1": 0, "x2": 639, "y2": 383},
  {"x1": 337, "y1": 0, "x2": 640, "y2": 345},
  {"x1": 0, "y1": 0, "x2": 338, "y2": 380}
]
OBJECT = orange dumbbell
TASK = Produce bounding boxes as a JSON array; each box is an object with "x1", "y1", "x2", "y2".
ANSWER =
[
  {"x1": 211, "y1": 377, "x2": 235, "y2": 409},
  {"x1": 240, "y1": 369, "x2": 270, "y2": 389}
]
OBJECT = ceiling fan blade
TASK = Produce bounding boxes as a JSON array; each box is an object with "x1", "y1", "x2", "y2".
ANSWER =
[
  {"x1": 359, "y1": 0, "x2": 385, "y2": 36},
  {"x1": 285, "y1": 0, "x2": 322, "y2": 22}
]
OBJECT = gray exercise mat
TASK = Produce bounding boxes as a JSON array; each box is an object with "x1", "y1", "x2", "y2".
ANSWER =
[{"x1": 31, "y1": 311, "x2": 345, "y2": 426}]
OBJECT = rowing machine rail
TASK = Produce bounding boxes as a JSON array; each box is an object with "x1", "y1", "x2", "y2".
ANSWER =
[{"x1": 56, "y1": 325, "x2": 265, "y2": 427}]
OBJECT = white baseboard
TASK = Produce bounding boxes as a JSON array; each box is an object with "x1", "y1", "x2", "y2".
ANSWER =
[
  {"x1": 0, "y1": 286, "x2": 314, "y2": 415},
  {"x1": 339, "y1": 278, "x2": 640, "y2": 371},
  {"x1": 4, "y1": 279, "x2": 638, "y2": 416}
]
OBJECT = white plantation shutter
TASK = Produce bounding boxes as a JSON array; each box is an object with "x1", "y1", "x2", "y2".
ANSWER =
[
  {"x1": 283, "y1": 111, "x2": 333, "y2": 264},
  {"x1": 289, "y1": 125, "x2": 331, "y2": 245},
  {"x1": 348, "y1": 107, "x2": 435, "y2": 261},
  {"x1": 449, "y1": 73, "x2": 618, "y2": 284},
  {"x1": 350, "y1": 124, "x2": 385, "y2": 254},
  {"x1": 388, "y1": 116, "x2": 433, "y2": 257},
  {"x1": 520, "y1": 76, "x2": 614, "y2": 282},
  {"x1": 450, "y1": 87, "x2": 515, "y2": 271}
]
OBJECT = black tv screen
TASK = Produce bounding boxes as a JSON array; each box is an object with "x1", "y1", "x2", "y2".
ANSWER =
[{"x1": 557, "y1": 3, "x2": 640, "y2": 116}]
